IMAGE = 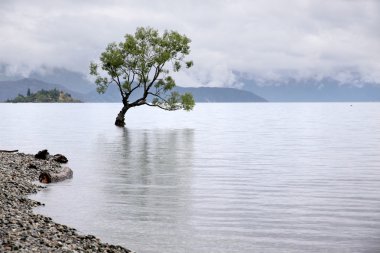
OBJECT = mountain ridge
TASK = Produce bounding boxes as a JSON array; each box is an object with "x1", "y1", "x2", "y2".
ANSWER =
[
  {"x1": 242, "y1": 77, "x2": 380, "y2": 102},
  {"x1": 3, "y1": 66, "x2": 380, "y2": 102},
  {"x1": 0, "y1": 78, "x2": 266, "y2": 103}
]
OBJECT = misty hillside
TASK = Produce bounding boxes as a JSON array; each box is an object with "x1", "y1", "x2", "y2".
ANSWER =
[
  {"x1": 0, "y1": 65, "x2": 94, "y2": 94},
  {"x1": 2, "y1": 66, "x2": 380, "y2": 102},
  {"x1": 243, "y1": 77, "x2": 380, "y2": 102},
  {"x1": 174, "y1": 87, "x2": 266, "y2": 102},
  {"x1": 0, "y1": 78, "x2": 266, "y2": 103}
]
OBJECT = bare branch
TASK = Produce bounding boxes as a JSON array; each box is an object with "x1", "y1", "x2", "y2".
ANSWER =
[
  {"x1": 116, "y1": 75, "x2": 127, "y2": 97},
  {"x1": 128, "y1": 81, "x2": 141, "y2": 95},
  {"x1": 111, "y1": 76, "x2": 126, "y2": 100},
  {"x1": 144, "y1": 102, "x2": 176, "y2": 111},
  {"x1": 130, "y1": 71, "x2": 136, "y2": 87},
  {"x1": 146, "y1": 64, "x2": 163, "y2": 93},
  {"x1": 147, "y1": 92, "x2": 169, "y2": 103}
]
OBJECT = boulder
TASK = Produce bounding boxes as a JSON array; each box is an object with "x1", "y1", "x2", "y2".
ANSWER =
[
  {"x1": 35, "y1": 149, "x2": 49, "y2": 160},
  {"x1": 39, "y1": 167, "x2": 73, "y2": 184},
  {"x1": 53, "y1": 154, "x2": 68, "y2": 163}
]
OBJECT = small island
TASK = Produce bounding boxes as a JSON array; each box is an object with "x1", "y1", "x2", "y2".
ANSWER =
[{"x1": 6, "y1": 89, "x2": 81, "y2": 103}]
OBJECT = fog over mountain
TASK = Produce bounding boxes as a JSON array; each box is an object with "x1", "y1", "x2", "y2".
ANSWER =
[
  {"x1": 242, "y1": 76, "x2": 380, "y2": 102},
  {"x1": 2, "y1": 67, "x2": 380, "y2": 102},
  {"x1": 0, "y1": 0, "x2": 379, "y2": 89},
  {"x1": 0, "y1": 66, "x2": 94, "y2": 93},
  {"x1": 0, "y1": 77, "x2": 266, "y2": 103}
]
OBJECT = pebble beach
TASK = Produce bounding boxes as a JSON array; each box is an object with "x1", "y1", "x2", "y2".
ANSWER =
[{"x1": 0, "y1": 151, "x2": 132, "y2": 252}]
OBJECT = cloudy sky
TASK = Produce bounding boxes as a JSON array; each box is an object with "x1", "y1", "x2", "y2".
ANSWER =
[{"x1": 0, "y1": 0, "x2": 379, "y2": 87}]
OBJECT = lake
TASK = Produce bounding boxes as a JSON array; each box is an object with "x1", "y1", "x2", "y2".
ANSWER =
[{"x1": 1, "y1": 103, "x2": 380, "y2": 253}]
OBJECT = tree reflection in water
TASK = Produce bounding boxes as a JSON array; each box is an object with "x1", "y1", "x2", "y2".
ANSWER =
[{"x1": 97, "y1": 128, "x2": 195, "y2": 224}]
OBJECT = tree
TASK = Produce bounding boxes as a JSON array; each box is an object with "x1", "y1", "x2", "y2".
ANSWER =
[{"x1": 90, "y1": 27, "x2": 195, "y2": 127}]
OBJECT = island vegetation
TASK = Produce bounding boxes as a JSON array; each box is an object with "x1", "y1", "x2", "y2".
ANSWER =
[
  {"x1": 90, "y1": 27, "x2": 195, "y2": 127},
  {"x1": 6, "y1": 88, "x2": 80, "y2": 103}
]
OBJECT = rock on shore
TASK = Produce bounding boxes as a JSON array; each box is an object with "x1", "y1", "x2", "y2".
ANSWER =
[{"x1": 0, "y1": 152, "x2": 133, "y2": 252}]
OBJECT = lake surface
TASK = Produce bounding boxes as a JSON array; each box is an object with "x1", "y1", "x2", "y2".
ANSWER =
[{"x1": 1, "y1": 103, "x2": 380, "y2": 253}]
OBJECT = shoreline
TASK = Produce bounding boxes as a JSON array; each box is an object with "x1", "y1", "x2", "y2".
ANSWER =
[{"x1": 0, "y1": 151, "x2": 132, "y2": 252}]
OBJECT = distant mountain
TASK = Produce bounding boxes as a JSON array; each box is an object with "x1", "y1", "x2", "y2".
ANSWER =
[
  {"x1": 2, "y1": 65, "x2": 380, "y2": 102},
  {"x1": 0, "y1": 78, "x2": 266, "y2": 103},
  {"x1": 28, "y1": 67, "x2": 94, "y2": 93},
  {"x1": 0, "y1": 78, "x2": 83, "y2": 102},
  {"x1": 174, "y1": 87, "x2": 266, "y2": 102},
  {"x1": 242, "y1": 77, "x2": 380, "y2": 102},
  {"x1": 82, "y1": 86, "x2": 266, "y2": 102}
]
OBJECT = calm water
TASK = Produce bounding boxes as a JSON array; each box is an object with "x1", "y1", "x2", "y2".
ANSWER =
[{"x1": 1, "y1": 103, "x2": 380, "y2": 253}]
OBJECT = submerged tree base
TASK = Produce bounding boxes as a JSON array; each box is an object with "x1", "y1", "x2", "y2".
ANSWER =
[
  {"x1": 115, "y1": 118, "x2": 125, "y2": 127},
  {"x1": 115, "y1": 106, "x2": 128, "y2": 127}
]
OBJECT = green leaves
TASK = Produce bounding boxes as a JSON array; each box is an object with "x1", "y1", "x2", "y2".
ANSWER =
[
  {"x1": 100, "y1": 43, "x2": 125, "y2": 76},
  {"x1": 122, "y1": 81, "x2": 131, "y2": 91},
  {"x1": 89, "y1": 62, "x2": 98, "y2": 76},
  {"x1": 163, "y1": 76, "x2": 175, "y2": 91},
  {"x1": 167, "y1": 92, "x2": 181, "y2": 110},
  {"x1": 90, "y1": 26, "x2": 195, "y2": 113},
  {"x1": 95, "y1": 77, "x2": 109, "y2": 94},
  {"x1": 173, "y1": 61, "x2": 181, "y2": 72},
  {"x1": 185, "y1": 61, "x2": 194, "y2": 68},
  {"x1": 149, "y1": 91, "x2": 195, "y2": 111},
  {"x1": 181, "y1": 93, "x2": 195, "y2": 111}
]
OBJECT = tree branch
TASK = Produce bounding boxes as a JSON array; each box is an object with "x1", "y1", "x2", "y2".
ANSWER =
[
  {"x1": 129, "y1": 65, "x2": 162, "y2": 106},
  {"x1": 116, "y1": 75, "x2": 126, "y2": 98},
  {"x1": 147, "y1": 92, "x2": 169, "y2": 103},
  {"x1": 112, "y1": 77, "x2": 126, "y2": 100},
  {"x1": 145, "y1": 64, "x2": 162, "y2": 95},
  {"x1": 110, "y1": 67, "x2": 126, "y2": 100},
  {"x1": 144, "y1": 102, "x2": 176, "y2": 111}
]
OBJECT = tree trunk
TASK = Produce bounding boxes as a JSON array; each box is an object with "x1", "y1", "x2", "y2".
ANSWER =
[
  {"x1": 39, "y1": 167, "x2": 73, "y2": 184},
  {"x1": 115, "y1": 105, "x2": 129, "y2": 127}
]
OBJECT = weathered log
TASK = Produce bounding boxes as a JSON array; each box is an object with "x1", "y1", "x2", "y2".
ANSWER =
[
  {"x1": 39, "y1": 167, "x2": 73, "y2": 184},
  {"x1": 0, "y1": 149, "x2": 18, "y2": 153}
]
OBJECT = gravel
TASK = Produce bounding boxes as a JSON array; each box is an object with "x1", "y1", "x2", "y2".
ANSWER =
[{"x1": 0, "y1": 152, "x2": 133, "y2": 252}]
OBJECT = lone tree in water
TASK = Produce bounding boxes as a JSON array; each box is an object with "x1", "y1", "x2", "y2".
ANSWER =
[{"x1": 90, "y1": 27, "x2": 195, "y2": 127}]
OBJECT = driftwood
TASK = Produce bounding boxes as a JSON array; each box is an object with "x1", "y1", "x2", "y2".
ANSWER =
[
  {"x1": 39, "y1": 167, "x2": 73, "y2": 184},
  {"x1": 0, "y1": 150, "x2": 18, "y2": 153}
]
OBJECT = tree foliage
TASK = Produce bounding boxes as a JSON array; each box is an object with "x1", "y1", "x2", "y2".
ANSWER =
[{"x1": 90, "y1": 27, "x2": 195, "y2": 126}]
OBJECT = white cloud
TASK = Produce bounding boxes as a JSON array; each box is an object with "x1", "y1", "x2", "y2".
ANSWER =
[{"x1": 0, "y1": 0, "x2": 379, "y2": 86}]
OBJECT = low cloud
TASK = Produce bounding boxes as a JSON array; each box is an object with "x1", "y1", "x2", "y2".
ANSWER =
[{"x1": 0, "y1": 0, "x2": 379, "y2": 86}]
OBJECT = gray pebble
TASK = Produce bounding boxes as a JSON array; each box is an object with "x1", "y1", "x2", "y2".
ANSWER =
[{"x1": 0, "y1": 152, "x2": 133, "y2": 253}]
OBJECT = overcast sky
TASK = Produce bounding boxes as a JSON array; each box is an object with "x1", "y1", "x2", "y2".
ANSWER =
[{"x1": 0, "y1": 0, "x2": 379, "y2": 87}]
